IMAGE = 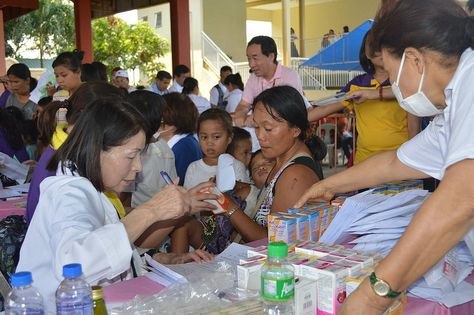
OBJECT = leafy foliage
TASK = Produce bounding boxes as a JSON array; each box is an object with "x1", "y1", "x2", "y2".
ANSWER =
[{"x1": 93, "y1": 17, "x2": 169, "y2": 78}]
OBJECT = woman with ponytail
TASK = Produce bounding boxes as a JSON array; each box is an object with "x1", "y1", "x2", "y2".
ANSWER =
[
  {"x1": 26, "y1": 82, "x2": 123, "y2": 223},
  {"x1": 223, "y1": 73, "x2": 244, "y2": 113},
  {"x1": 52, "y1": 50, "x2": 84, "y2": 100},
  {"x1": 296, "y1": 1, "x2": 474, "y2": 313}
]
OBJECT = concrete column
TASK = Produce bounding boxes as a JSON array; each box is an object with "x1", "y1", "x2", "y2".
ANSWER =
[
  {"x1": 74, "y1": 0, "x2": 93, "y2": 63},
  {"x1": 170, "y1": 0, "x2": 191, "y2": 69},
  {"x1": 299, "y1": 0, "x2": 305, "y2": 56},
  {"x1": 282, "y1": 0, "x2": 291, "y2": 66}
]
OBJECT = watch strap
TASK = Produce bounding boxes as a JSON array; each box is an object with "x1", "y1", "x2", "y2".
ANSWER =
[{"x1": 369, "y1": 272, "x2": 401, "y2": 298}]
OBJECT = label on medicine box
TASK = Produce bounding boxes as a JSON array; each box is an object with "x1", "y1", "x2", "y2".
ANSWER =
[
  {"x1": 295, "y1": 277, "x2": 318, "y2": 315},
  {"x1": 268, "y1": 214, "x2": 297, "y2": 243},
  {"x1": 247, "y1": 245, "x2": 268, "y2": 258},
  {"x1": 296, "y1": 211, "x2": 320, "y2": 241},
  {"x1": 237, "y1": 261, "x2": 263, "y2": 291},
  {"x1": 315, "y1": 264, "x2": 349, "y2": 315},
  {"x1": 283, "y1": 214, "x2": 309, "y2": 241},
  {"x1": 297, "y1": 243, "x2": 338, "y2": 257}
]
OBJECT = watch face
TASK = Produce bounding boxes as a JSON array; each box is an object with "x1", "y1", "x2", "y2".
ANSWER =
[{"x1": 374, "y1": 280, "x2": 390, "y2": 296}]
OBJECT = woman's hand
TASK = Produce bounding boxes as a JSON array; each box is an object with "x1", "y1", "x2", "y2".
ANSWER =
[
  {"x1": 346, "y1": 89, "x2": 378, "y2": 104},
  {"x1": 293, "y1": 180, "x2": 335, "y2": 208},
  {"x1": 153, "y1": 249, "x2": 214, "y2": 264},
  {"x1": 144, "y1": 183, "x2": 192, "y2": 221},
  {"x1": 338, "y1": 279, "x2": 392, "y2": 315},
  {"x1": 188, "y1": 181, "x2": 219, "y2": 214}
]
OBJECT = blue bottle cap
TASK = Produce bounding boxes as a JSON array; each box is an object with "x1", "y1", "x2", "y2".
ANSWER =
[
  {"x1": 63, "y1": 263, "x2": 82, "y2": 278},
  {"x1": 11, "y1": 272, "x2": 33, "y2": 287}
]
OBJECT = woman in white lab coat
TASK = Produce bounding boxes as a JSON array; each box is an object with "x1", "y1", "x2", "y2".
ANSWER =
[{"x1": 17, "y1": 97, "x2": 214, "y2": 313}]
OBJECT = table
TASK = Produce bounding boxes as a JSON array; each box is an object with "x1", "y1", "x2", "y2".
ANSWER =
[
  {"x1": 0, "y1": 196, "x2": 27, "y2": 219},
  {"x1": 103, "y1": 239, "x2": 474, "y2": 315}
]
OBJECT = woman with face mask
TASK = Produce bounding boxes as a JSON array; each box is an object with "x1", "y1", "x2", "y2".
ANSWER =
[{"x1": 296, "y1": 0, "x2": 474, "y2": 314}]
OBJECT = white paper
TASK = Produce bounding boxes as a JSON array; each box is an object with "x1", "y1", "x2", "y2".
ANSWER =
[
  {"x1": 215, "y1": 242, "x2": 251, "y2": 265},
  {"x1": 6, "y1": 183, "x2": 30, "y2": 194},
  {"x1": 0, "y1": 152, "x2": 29, "y2": 184},
  {"x1": 144, "y1": 254, "x2": 188, "y2": 285},
  {"x1": 0, "y1": 189, "x2": 23, "y2": 199},
  {"x1": 216, "y1": 153, "x2": 236, "y2": 192},
  {"x1": 313, "y1": 92, "x2": 347, "y2": 107}
]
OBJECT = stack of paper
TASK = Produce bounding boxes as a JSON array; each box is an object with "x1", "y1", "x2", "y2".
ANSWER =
[{"x1": 320, "y1": 189, "x2": 474, "y2": 306}]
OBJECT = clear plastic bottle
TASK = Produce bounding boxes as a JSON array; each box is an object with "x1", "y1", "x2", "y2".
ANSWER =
[
  {"x1": 260, "y1": 242, "x2": 295, "y2": 315},
  {"x1": 56, "y1": 263, "x2": 93, "y2": 315},
  {"x1": 5, "y1": 271, "x2": 44, "y2": 315}
]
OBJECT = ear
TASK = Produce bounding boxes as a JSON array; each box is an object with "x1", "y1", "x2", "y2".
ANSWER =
[
  {"x1": 291, "y1": 126, "x2": 302, "y2": 139},
  {"x1": 227, "y1": 134, "x2": 233, "y2": 145},
  {"x1": 404, "y1": 47, "x2": 425, "y2": 75}
]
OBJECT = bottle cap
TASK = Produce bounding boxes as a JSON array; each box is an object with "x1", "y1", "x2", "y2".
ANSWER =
[
  {"x1": 10, "y1": 272, "x2": 33, "y2": 287},
  {"x1": 63, "y1": 263, "x2": 82, "y2": 278},
  {"x1": 267, "y1": 242, "x2": 289, "y2": 258},
  {"x1": 92, "y1": 286, "x2": 104, "y2": 300}
]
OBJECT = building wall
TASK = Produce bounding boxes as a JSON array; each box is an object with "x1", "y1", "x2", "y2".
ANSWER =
[{"x1": 202, "y1": 0, "x2": 247, "y2": 62}]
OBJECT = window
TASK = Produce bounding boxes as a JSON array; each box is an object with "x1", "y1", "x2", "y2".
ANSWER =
[
  {"x1": 141, "y1": 16, "x2": 148, "y2": 22},
  {"x1": 155, "y1": 12, "x2": 162, "y2": 28}
]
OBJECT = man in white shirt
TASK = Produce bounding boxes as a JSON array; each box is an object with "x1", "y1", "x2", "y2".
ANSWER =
[
  {"x1": 168, "y1": 64, "x2": 191, "y2": 93},
  {"x1": 209, "y1": 65, "x2": 232, "y2": 109},
  {"x1": 148, "y1": 70, "x2": 171, "y2": 96}
]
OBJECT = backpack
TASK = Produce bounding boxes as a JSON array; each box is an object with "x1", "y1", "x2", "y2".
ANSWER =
[{"x1": 214, "y1": 84, "x2": 227, "y2": 110}]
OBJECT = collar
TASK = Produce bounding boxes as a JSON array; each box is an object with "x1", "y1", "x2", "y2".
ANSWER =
[
  {"x1": 173, "y1": 79, "x2": 183, "y2": 89},
  {"x1": 167, "y1": 133, "x2": 189, "y2": 149},
  {"x1": 444, "y1": 48, "x2": 473, "y2": 107},
  {"x1": 51, "y1": 126, "x2": 68, "y2": 150}
]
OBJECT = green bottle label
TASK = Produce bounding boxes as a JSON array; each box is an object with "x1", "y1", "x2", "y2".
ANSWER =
[{"x1": 261, "y1": 277, "x2": 295, "y2": 301}]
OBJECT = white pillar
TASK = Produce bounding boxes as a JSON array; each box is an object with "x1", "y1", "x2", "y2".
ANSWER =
[{"x1": 282, "y1": 0, "x2": 291, "y2": 66}]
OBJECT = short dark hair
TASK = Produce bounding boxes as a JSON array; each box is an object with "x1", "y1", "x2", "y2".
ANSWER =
[
  {"x1": 7, "y1": 63, "x2": 31, "y2": 80},
  {"x1": 227, "y1": 127, "x2": 251, "y2": 156},
  {"x1": 0, "y1": 108, "x2": 24, "y2": 151},
  {"x1": 182, "y1": 77, "x2": 198, "y2": 95},
  {"x1": 360, "y1": 32, "x2": 375, "y2": 75},
  {"x1": 127, "y1": 90, "x2": 166, "y2": 141},
  {"x1": 248, "y1": 149, "x2": 263, "y2": 178},
  {"x1": 247, "y1": 36, "x2": 278, "y2": 64},
  {"x1": 253, "y1": 85, "x2": 308, "y2": 140},
  {"x1": 81, "y1": 63, "x2": 100, "y2": 82},
  {"x1": 220, "y1": 66, "x2": 232, "y2": 74},
  {"x1": 162, "y1": 93, "x2": 198, "y2": 134},
  {"x1": 224, "y1": 73, "x2": 244, "y2": 91},
  {"x1": 52, "y1": 50, "x2": 84, "y2": 72},
  {"x1": 49, "y1": 98, "x2": 147, "y2": 192},
  {"x1": 173, "y1": 64, "x2": 190, "y2": 78},
  {"x1": 372, "y1": 0, "x2": 473, "y2": 59},
  {"x1": 156, "y1": 70, "x2": 172, "y2": 80},
  {"x1": 37, "y1": 96, "x2": 53, "y2": 107},
  {"x1": 343, "y1": 26, "x2": 349, "y2": 33},
  {"x1": 92, "y1": 61, "x2": 108, "y2": 81},
  {"x1": 197, "y1": 108, "x2": 233, "y2": 136}
]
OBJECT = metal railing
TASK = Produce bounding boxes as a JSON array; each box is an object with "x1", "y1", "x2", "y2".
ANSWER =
[{"x1": 201, "y1": 31, "x2": 235, "y2": 75}]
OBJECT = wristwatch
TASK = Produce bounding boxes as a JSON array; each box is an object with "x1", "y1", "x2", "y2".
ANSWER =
[
  {"x1": 225, "y1": 207, "x2": 239, "y2": 218},
  {"x1": 369, "y1": 272, "x2": 401, "y2": 298}
]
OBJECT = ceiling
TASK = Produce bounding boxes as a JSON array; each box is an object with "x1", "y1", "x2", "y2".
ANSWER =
[{"x1": 246, "y1": 0, "x2": 340, "y2": 11}]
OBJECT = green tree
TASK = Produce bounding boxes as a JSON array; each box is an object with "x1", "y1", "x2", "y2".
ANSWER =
[
  {"x1": 93, "y1": 17, "x2": 169, "y2": 79},
  {"x1": 4, "y1": 0, "x2": 74, "y2": 67}
]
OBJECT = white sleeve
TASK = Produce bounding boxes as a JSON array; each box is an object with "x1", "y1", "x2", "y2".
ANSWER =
[
  {"x1": 183, "y1": 161, "x2": 197, "y2": 189},
  {"x1": 226, "y1": 93, "x2": 242, "y2": 113},
  {"x1": 233, "y1": 159, "x2": 251, "y2": 183},
  {"x1": 443, "y1": 75, "x2": 474, "y2": 174},
  {"x1": 209, "y1": 87, "x2": 218, "y2": 106},
  {"x1": 396, "y1": 117, "x2": 444, "y2": 180},
  {"x1": 49, "y1": 180, "x2": 132, "y2": 283}
]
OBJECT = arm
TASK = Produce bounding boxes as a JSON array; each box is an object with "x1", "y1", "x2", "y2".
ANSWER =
[
  {"x1": 340, "y1": 159, "x2": 474, "y2": 314},
  {"x1": 295, "y1": 150, "x2": 428, "y2": 207},
  {"x1": 232, "y1": 99, "x2": 252, "y2": 127},
  {"x1": 407, "y1": 113, "x2": 421, "y2": 139},
  {"x1": 307, "y1": 102, "x2": 345, "y2": 122}
]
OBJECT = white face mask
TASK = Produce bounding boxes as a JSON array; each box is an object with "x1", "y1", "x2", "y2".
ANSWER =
[
  {"x1": 153, "y1": 127, "x2": 173, "y2": 139},
  {"x1": 391, "y1": 53, "x2": 443, "y2": 117}
]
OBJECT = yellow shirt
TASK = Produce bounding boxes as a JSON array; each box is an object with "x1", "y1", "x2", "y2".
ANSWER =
[
  {"x1": 341, "y1": 74, "x2": 408, "y2": 164},
  {"x1": 50, "y1": 127, "x2": 127, "y2": 219}
]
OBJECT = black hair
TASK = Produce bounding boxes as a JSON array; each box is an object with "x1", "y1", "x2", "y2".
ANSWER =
[
  {"x1": 197, "y1": 108, "x2": 233, "y2": 136},
  {"x1": 81, "y1": 62, "x2": 108, "y2": 82},
  {"x1": 92, "y1": 61, "x2": 108, "y2": 81},
  {"x1": 343, "y1": 26, "x2": 350, "y2": 33},
  {"x1": 48, "y1": 98, "x2": 147, "y2": 192},
  {"x1": 253, "y1": 85, "x2": 308, "y2": 141},
  {"x1": 372, "y1": 0, "x2": 474, "y2": 59},
  {"x1": 182, "y1": 77, "x2": 198, "y2": 95},
  {"x1": 162, "y1": 93, "x2": 198, "y2": 134},
  {"x1": 227, "y1": 127, "x2": 251, "y2": 156},
  {"x1": 52, "y1": 50, "x2": 84, "y2": 72},
  {"x1": 224, "y1": 73, "x2": 244, "y2": 91},
  {"x1": 20, "y1": 119, "x2": 39, "y2": 146},
  {"x1": 127, "y1": 90, "x2": 166, "y2": 141},
  {"x1": 7, "y1": 63, "x2": 31, "y2": 80},
  {"x1": 37, "y1": 96, "x2": 53, "y2": 107},
  {"x1": 173, "y1": 64, "x2": 190, "y2": 78},
  {"x1": 6, "y1": 106, "x2": 24, "y2": 122},
  {"x1": 29, "y1": 77, "x2": 38, "y2": 92},
  {"x1": 247, "y1": 36, "x2": 278, "y2": 64},
  {"x1": 156, "y1": 70, "x2": 172, "y2": 80},
  {"x1": 360, "y1": 32, "x2": 375, "y2": 75},
  {"x1": 0, "y1": 108, "x2": 25, "y2": 151},
  {"x1": 220, "y1": 66, "x2": 232, "y2": 73}
]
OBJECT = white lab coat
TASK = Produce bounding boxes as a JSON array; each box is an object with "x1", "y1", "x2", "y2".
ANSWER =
[{"x1": 17, "y1": 167, "x2": 136, "y2": 314}]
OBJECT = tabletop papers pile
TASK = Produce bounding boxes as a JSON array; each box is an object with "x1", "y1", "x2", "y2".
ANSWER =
[{"x1": 321, "y1": 189, "x2": 474, "y2": 307}]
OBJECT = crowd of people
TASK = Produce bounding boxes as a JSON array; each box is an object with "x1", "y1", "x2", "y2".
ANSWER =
[{"x1": 1, "y1": 0, "x2": 473, "y2": 313}]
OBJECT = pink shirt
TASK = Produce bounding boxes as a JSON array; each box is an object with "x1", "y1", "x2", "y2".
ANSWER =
[{"x1": 242, "y1": 63, "x2": 304, "y2": 105}]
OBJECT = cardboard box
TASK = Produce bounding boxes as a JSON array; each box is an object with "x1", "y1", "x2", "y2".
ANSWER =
[
  {"x1": 237, "y1": 261, "x2": 264, "y2": 290},
  {"x1": 295, "y1": 277, "x2": 318, "y2": 315},
  {"x1": 268, "y1": 214, "x2": 297, "y2": 243}
]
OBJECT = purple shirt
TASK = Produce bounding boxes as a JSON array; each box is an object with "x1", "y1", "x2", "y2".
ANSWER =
[
  {"x1": 26, "y1": 146, "x2": 56, "y2": 223},
  {"x1": 0, "y1": 90, "x2": 10, "y2": 109},
  {"x1": 0, "y1": 129, "x2": 29, "y2": 162}
]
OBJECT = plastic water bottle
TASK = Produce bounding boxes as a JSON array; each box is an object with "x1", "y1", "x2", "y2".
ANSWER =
[
  {"x1": 261, "y1": 242, "x2": 295, "y2": 315},
  {"x1": 5, "y1": 271, "x2": 44, "y2": 315},
  {"x1": 56, "y1": 263, "x2": 93, "y2": 315}
]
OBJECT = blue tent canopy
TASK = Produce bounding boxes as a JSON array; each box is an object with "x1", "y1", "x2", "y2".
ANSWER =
[{"x1": 301, "y1": 20, "x2": 373, "y2": 71}]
